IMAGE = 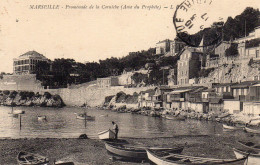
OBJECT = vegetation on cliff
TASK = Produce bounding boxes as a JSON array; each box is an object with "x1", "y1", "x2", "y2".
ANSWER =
[{"x1": 34, "y1": 7, "x2": 258, "y2": 87}]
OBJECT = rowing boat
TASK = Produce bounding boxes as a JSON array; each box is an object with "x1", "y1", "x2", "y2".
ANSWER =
[
  {"x1": 146, "y1": 148, "x2": 248, "y2": 165},
  {"x1": 98, "y1": 129, "x2": 116, "y2": 140},
  {"x1": 233, "y1": 148, "x2": 259, "y2": 165},
  {"x1": 164, "y1": 115, "x2": 185, "y2": 121},
  {"x1": 75, "y1": 113, "x2": 95, "y2": 121},
  {"x1": 37, "y1": 116, "x2": 47, "y2": 121},
  {"x1": 237, "y1": 141, "x2": 260, "y2": 152},
  {"x1": 244, "y1": 127, "x2": 260, "y2": 134},
  {"x1": 222, "y1": 124, "x2": 241, "y2": 130},
  {"x1": 104, "y1": 141, "x2": 184, "y2": 161},
  {"x1": 54, "y1": 161, "x2": 75, "y2": 165},
  {"x1": 17, "y1": 151, "x2": 49, "y2": 165}
]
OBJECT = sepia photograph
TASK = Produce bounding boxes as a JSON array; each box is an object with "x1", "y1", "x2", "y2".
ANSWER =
[{"x1": 0, "y1": 0, "x2": 259, "y2": 164}]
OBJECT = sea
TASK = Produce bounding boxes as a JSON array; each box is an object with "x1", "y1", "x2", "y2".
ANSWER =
[{"x1": 0, "y1": 106, "x2": 246, "y2": 139}]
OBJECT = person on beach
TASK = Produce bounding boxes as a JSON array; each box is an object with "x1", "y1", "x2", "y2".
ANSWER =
[{"x1": 112, "y1": 121, "x2": 119, "y2": 139}]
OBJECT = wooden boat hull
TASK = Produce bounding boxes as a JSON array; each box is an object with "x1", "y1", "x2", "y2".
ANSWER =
[
  {"x1": 54, "y1": 161, "x2": 74, "y2": 165},
  {"x1": 105, "y1": 142, "x2": 147, "y2": 160},
  {"x1": 146, "y1": 149, "x2": 248, "y2": 165},
  {"x1": 244, "y1": 127, "x2": 260, "y2": 134},
  {"x1": 105, "y1": 142, "x2": 184, "y2": 161},
  {"x1": 13, "y1": 110, "x2": 25, "y2": 114},
  {"x1": 37, "y1": 116, "x2": 47, "y2": 121},
  {"x1": 165, "y1": 115, "x2": 185, "y2": 121},
  {"x1": 75, "y1": 113, "x2": 95, "y2": 120},
  {"x1": 233, "y1": 148, "x2": 259, "y2": 165},
  {"x1": 223, "y1": 124, "x2": 241, "y2": 130},
  {"x1": 17, "y1": 151, "x2": 49, "y2": 165},
  {"x1": 237, "y1": 141, "x2": 260, "y2": 152},
  {"x1": 98, "y1": 129, "x2": 116, "y2": 140}
]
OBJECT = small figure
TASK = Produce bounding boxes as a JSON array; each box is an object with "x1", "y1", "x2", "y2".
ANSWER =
[{"x1": 112, "y1": 121, "x2": 119, "y2": 139}]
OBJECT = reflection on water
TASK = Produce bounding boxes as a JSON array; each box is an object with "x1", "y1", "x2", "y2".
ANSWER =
[{"x1": 0, "y1": 106, "x2": 228, "y2": 139}]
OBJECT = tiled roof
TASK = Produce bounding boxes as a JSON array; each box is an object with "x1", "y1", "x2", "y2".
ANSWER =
[
  {"x1": 156, "y1": 39, "x2": 174, "y2": 44},
  {"x1": 213, "y1": 83, "x2": 235, "y2": 88},
  {"x1": 19, "y1": 51, "x2": 47, "y2": 59},
  {"x1": 231, "y1": 81, "x2": 260, "y2": 88}
]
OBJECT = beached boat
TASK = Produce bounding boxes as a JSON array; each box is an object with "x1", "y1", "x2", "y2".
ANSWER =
[
  {"x1": 233, "y1": 148, "x2": 259, "y2": 165},
  {"x1": 146, "y1": 148, "x2": 248, "y2": 165},
  {"x1": 104, "y1": 141, "x2": 184, "y2": 161},
  {"x1": 17, "y1": 151, "x2": 49, "y2": 165},
  {"x1": 244, "y1": 127, "x2": 260, "y2": 134},
  {"x1": 54, "y1": 161, "x2": 75, "y2": 165},
  {"x1": 75, "y1": 113, "x2": 95, "y2": 120},
  {"x1": 237, "y1": 141, "x2": 260, "y2": 152},
  {"x1": 222, "y1": 124, "x2": 241, "y2": 130},
  {"x1": 98, "y1": 129, "x2": 116, "y2": 140},
  {"x1": 164, "y1": 115, "x2": 185, "y2": 121}
]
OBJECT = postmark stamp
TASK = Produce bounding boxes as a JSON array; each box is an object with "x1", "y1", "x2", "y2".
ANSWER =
[{"x1": 173, "y1": 0, "x2": 223, "y2": 47}]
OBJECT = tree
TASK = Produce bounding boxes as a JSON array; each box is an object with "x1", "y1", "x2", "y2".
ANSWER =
[{"x1": 225, "y1": 44, "x2": 238, "y2": 57}]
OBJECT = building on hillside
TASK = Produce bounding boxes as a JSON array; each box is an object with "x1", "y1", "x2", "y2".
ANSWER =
[
  {"x1": 177, "y1": 47, "x2": 203, "y2": 85},
  {"x1": 167, "y1": 69, "x2": 177, "y2": 86},
  {"x1": 214, "y1": 41, "x2": 232, "y2": 60},
  {"x1": 231, "y1": 81, "x2": 259, "y2": 101},
  {"x1": 138, "y1": 89, "x2": 157, "y2": 108},
  {"x1": 246, "y1": 83, "x2": 260, "y2": 101},
  {"x1": 213, "y1": 83, "x2": 234, "y2": 98},
  {"x1": 13, "y1": 51, "x2": 50, "y2": 75},
  {"x1": 223, "y1": 100, "x2": 242, "y2": 114},
  {"x1": 205, "y1": 54, "x2": 219, "y2": 69},
  {"x1": 243, "y1": 102, "x2": 260, "y2": 115},
  {"x1": 155, "y1": 39, "x2": 172, "y2": 55},
  {"x1": 238, "y1": 39, "x2": 260, "y2": 60},
  {"x1": 163, "y1": 86, "x2": 206, "y2": 111},
  {"x1": 96, "y1": 76, "x2": 119, "y2": 88},
  {"x1": 234, "y1": 26, "x2": 260, "y2": 43},
  {"x1": 169, "y1": 39, "x2": 186, "y2": 56}
]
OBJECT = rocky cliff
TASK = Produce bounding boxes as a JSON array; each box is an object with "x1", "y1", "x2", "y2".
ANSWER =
[{"x1": 199, "y1": 60, "x2": 260, "y2": 84}]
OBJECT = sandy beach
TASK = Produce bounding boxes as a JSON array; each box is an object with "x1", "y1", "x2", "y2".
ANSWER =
[{"x1": 0, "y1": 133, "x2": 259, "y2": 165}]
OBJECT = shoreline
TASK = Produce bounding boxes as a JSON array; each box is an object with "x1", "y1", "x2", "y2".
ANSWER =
[{"x1": 1, "y1": 134, "x2": 259, "y2": 165}]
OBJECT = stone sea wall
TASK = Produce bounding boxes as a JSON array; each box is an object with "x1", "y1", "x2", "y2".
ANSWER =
[{"x1": 43, "y1": 85, "x2": 153, "y2": 107}]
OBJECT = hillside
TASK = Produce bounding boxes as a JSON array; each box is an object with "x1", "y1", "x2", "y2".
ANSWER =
[{"x1": 199, "y1": 60, "x2": 260, "y2": 84}]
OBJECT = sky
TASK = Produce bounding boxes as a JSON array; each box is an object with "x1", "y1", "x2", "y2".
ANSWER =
[{"x1": 0, "y1": 0, "x2": 259, "y2": 73}]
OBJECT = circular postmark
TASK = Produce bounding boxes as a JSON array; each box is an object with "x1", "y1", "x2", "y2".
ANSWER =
[{"x1": 173, "y1": 0, "x2": 223, "y2": 47}]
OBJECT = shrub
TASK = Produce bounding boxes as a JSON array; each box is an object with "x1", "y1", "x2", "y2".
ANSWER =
[
  {"x1": 225, "y1": 43, "x2": 238, "y2": 57},
  {"x1": 44, "y1": 92, "x2": 52, "y2": 99}
]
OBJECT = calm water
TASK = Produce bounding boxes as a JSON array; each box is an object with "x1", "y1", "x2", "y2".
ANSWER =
[{"x1": 0, "y1": 106, "x2": 228, "y2": 139}]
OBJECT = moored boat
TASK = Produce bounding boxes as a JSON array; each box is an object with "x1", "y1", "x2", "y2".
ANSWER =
[
  {"x1": 237, "y1": 141, "x2": 260, "y2": 152},
  {"x1": 98, "y1": 129, "x2": 116, "y2": 140},
  {"x1": 54, "y1": 161, "x2": 75, "y2": 165},
  {"x1": 244, "y1": 126, "x2": 260, "y2": 134},
  {"x1": 104, "y1": 141, "x2": 184, "y2": 161},
  {"x1": 146, "y1": 148, "x2": 248, "y2": 165},
  {"x1": 17, "y1": 151, "x2": 49, "y2": 165},
  {"x1": 222, "y1": 124, "x2": 241, "y2": 130},
  {"x1": 37, "y1": 115, "x2": 47, "y2": 121},
  {"x1": 164, "y1": 115, "x2": 185, "y2": 121},
  {"x1": 13, "y1": 110, "x2": 25, "y2": 114},
  {"x1": 233, "y1": 148, "x2": 259, "y2": 165},
  {"x1": 75, "y1": 113, "x2": 95, "y2": 121}
]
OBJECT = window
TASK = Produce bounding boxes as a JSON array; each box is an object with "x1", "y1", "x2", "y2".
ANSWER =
[
  {"x1": 256, "y1": 50, "x2": 259, "y2": 58},
  {"x1": 241, "y1": 89, "x2": 244, "y2": 95}
]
